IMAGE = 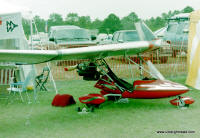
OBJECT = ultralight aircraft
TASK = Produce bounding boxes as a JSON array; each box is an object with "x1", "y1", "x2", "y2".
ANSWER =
[{"x1": 0, "y1": 18, "x2": 194, "y2": 111}]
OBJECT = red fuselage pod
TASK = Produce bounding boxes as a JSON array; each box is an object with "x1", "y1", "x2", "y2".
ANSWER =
[
  {"x1": 122, "y1": 79, "x2": 189, "y2": 99},
  {"x1": 79, "y1": 93, "x2": 105, "y2": 105}
]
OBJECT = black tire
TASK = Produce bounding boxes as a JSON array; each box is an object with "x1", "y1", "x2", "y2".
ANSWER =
[
  {"x1": 107, "y1": 96, "x2": 121, "y2": 101},
  {"x1": 76, "y1": 107, "x2": 81, "y2": 112},
  {"x1": 89, "y1": 107, "x2": 95, "y2": 112}
]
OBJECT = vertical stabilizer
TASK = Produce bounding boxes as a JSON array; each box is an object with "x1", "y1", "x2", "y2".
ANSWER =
[{"x1": 135, "y1": 21, "x2": 156, "y2": 41}]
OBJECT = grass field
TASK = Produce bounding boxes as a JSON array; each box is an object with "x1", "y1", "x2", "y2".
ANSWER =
[{"x1": 0, "y1": 76, "x2": 200, "y2": 138}]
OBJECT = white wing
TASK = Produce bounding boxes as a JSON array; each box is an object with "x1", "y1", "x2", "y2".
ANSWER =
[{"x1": 0, "y1": 41, "x2": 159, "y2": 64}]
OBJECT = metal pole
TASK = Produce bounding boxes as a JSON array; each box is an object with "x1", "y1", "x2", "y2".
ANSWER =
[
  {"x1": 29, "y1": 16, "x2": 37, "y2": 102},
  {"x1": 31, "y1": 65, "x2": 37, "y2": 102},
  {"x1": 30, "y1": 18, "x2": 33, "y2": 50},
  {"x1": 47, "y1": 62, "x2": 58, "y2": 94}
]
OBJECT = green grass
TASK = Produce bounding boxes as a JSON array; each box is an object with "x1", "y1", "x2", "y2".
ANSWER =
[{"x1": 0, "y1": 76, "x2": 200, "y2": 138}]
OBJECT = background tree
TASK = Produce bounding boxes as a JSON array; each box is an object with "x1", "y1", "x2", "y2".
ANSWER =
[
  {"x1": 22, "y1": 5, "x2": 194, "y2": 37},
  {"x1": 33, "y1": 15, "x2": 46, "y2": 32},
  {"x1": 48, "y1": 13, "x2": 64, "y2": 27},
  {"x1": 77, "y1": 16, "x2": 92, "y2": 29},
  {"x1": 161, "y1": 10, "x2": 181, "y2": 20},
  {"x1": 121, "y1": 12, "x2": 140, "y2": 30},
  {"x1": 90, "y1": 18, "x2": 103, "y2": 30},
  {"x1": 100, "y1": 13, "x2": 122, "y2": 34},
  {"x1": 22, "y1": 18, "x2": 30, "y2": 38},
  {"x1": 145, "y1": 17, "x2": 166, "y2": 31},
  {"x1": 65, "y1": 13, "x2": 79, "y2": 25},
  {"x1": 182, "y1": 6, "x2": 194, "y2": 13}
]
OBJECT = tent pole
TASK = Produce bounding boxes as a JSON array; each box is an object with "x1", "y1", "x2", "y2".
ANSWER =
[{"x1": 47, "y1": 62, "x2": 58, "y2": 94}]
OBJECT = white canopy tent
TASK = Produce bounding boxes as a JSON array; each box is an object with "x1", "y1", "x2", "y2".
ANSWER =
[
  {"x1": 0, "y1": 3, "x2": 33, "y2": 102},
  {"x1": 0, "y1": 2, "x2": 58, "y2": 98},
  {"x1": 0, "y1": 1, "x2": 32, "y2": 49},
  {"x1": 0, "y1": 11, "x2": 37, "y2": 102}
]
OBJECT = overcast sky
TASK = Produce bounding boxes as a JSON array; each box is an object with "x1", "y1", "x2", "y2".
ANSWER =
[{"x1": 2, "y1": 0, "x2": 200, "y2": 20}]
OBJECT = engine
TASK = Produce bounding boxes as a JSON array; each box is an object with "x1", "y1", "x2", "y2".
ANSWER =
[{"x1": 77, "y1": 62, "x2": 100, "y2": 81}]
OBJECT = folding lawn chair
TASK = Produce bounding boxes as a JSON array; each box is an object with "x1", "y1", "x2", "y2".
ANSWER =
[
  {"x1": 7, "y1": 74, "x2": 31, "y2": 103},
  {"x1": 35, "y1": 66, "x2": 50, "y2": 91}
]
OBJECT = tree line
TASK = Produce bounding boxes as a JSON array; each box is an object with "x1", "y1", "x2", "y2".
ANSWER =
[{"x1": 23, "y1": 6, "x2": 194, "y2": 37}]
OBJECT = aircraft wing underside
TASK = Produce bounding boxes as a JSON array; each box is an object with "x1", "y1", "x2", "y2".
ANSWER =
[{"x1": 0, "y1": 41, "x2": 159, "y2": 64}]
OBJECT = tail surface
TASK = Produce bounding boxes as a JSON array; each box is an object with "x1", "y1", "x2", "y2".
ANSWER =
[{"x1": 135, "y1": 21, "x2": 156, "y2": 41}]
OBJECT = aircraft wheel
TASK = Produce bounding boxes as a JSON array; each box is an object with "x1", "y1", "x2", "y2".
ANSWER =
[
  {"x1": 107, "y1": 96, "x2": 121, "y2": 101},
  {"x1": 89, "y1": 106, "x2": 95, "y2": 112},
  {"x1": 86, "y1": 104, "x2": 92, "y2": 108},
  {"x1": 76, "y1": 107, "x2": 81, "y2": 112},
  {"x1": 86, "y1": 104, "x2": 99, "y2": 108},
  {"x1": 170, "y1": 96, "x2": 195, "y2": 107}
]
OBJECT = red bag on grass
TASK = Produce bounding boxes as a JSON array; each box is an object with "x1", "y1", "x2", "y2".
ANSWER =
[{"x1": 52, "y1": 94, "x2": 76, "y2": 107}]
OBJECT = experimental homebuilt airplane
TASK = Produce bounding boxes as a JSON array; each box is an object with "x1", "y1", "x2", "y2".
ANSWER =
[{"x1": 0, "y1": 19, "x2": 194, "y2": 109}]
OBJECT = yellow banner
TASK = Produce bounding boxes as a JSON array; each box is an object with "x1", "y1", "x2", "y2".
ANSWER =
[{"x1": 186, "y1": 10, "x2": 200, "y2": 89}]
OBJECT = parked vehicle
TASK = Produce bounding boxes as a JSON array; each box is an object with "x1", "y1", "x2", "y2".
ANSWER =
[
  {"x1": 112, "y1": 29, "x2": 168, "y2": 63},
  {"x1": 49, "y1": 25, "x2": 96, "y2": 49},
  {"x1": 112, "y1": 30, "x2": 140, "y2": 43},
  {"x1": 28, "y1": 32, "x2": 50, "y2": 50},
  {"x1": 96, "y1": 33, "x2": 113, "y2": 45},
  {"x1": 48, "y1": 25, "x2": 97, "y2": 65},
  {"x1": 163, "y1": 13, "x2": 189, "y2": 57}
]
